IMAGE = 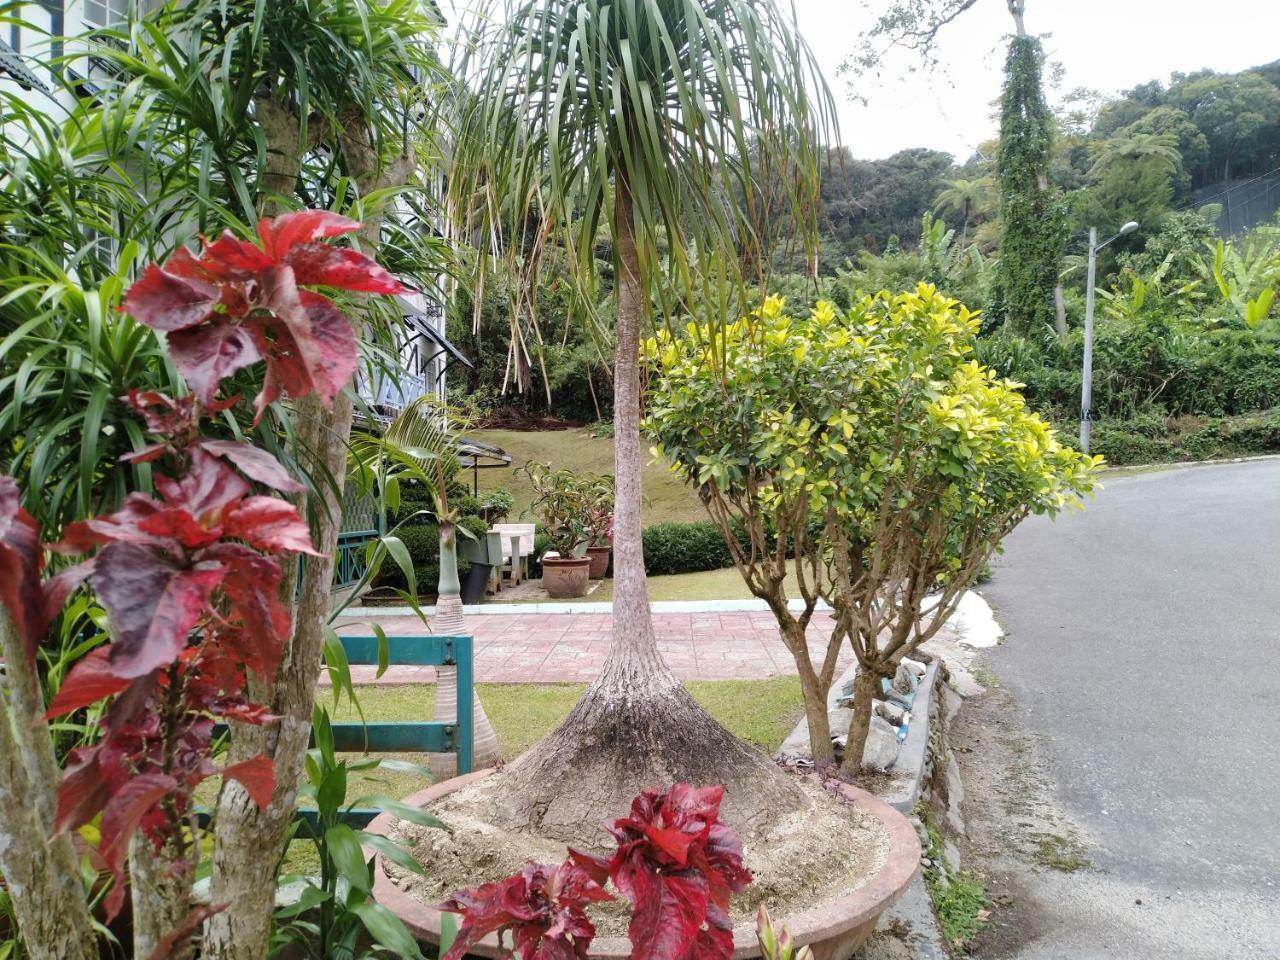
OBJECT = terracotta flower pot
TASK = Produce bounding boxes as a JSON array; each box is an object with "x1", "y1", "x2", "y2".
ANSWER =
[
  {"x1": 364, "y1": 770, "x2": 920, "y2": 960},
  {"x1": 585, "y1": 545, "x2": 612, "y2": 579},
  {"x1": 541, "y1": 556, "x2": 591, "y2": 598}
]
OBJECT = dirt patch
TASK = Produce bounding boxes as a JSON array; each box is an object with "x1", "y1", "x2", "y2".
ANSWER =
[
  {"x1": 948, "y1": 671, "x2": 1095, "y2": 957},
  {"x1": 385, "y1": 775, "x2": 890, "y2": 937}
]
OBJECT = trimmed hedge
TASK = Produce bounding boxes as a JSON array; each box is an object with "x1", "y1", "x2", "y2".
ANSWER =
[
  {"x1": 641, "y1": 520, "x2": 752, "y2": 577},
  {"x1": 1072, "y1": 407, "x2": 1280, "y2": 466}
]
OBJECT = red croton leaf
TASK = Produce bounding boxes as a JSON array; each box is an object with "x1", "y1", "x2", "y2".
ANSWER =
[
  {"x1": 440, "y1": 860, "x2": 611, "y2": 960},
  {"x1": 0, "y1": 476, "x2": 43, "y2": 662},
  {"x1": 122, "y1": 210, "x2": 408, "y2": 414},
  {"x1": 54, "y1": 745, "x2": 112, "y2": 834},
  {"x1": 257, "y1": 210, "x2": 360, "y2": 258},
  {"x1": 144, "y1": 903, "x2": 229, "y2": 960},
  {"x1": 167, "y1": 322, "x2": 262, "y2": 406},
  {"x1": 99, "y1": 772, "x2": 179, "y2": 920},
  {"x1": 221, "y1": 755, "x2": 275, "y2": 809},
  {"x1": 200, "y1": 440, "x2": 306, "y2": 493},
  {"x1": 613, "y1": 853, "x2": 709, "y2": 960},
  {"x1": 90, "y1": 542, "x2": 225, "y2": 679},
  {"x1": 222, "y1": 496, "x2": 320, "y2": 556},
  {"x1": 601, "y1": 784, "x2": 752, "y2": 960},
  {"x1": 121, "y1": 264, "x2": 219, "y2": 332},
  {"x1": 204, "y1": 543, "x2": 289, "y2": 681},
  {"x1": 45, "y1": 646, "x2": 132, "y2": 718}
]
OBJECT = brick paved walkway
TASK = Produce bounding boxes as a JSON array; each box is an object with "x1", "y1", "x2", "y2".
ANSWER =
[{"x1": 333, "y1": 611, "x2": 855, "y2": 684}]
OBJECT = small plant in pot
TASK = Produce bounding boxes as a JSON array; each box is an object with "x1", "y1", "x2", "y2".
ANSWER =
[
  {"x1": 523, "y1": 460, "x2": 592, "y2": 598},
  {"x1": 581, "y1": 471, "x2": 615, "y2": 579}
]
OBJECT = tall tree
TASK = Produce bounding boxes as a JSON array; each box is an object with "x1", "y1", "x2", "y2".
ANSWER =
[
  {"x1": 933, "y1": 176, "x2": 996, "y2": 240},
  {"x1": 449, "y1": 0, "x2": 834, "y2": 839},
  {"x1": 991, "y1": 27, "x2": 1064, "y2": 332}
]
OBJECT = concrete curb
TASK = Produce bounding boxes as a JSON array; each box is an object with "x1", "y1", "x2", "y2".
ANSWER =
[{"x1": 883, "y1": 660, "x2": 943, "y2": 814}]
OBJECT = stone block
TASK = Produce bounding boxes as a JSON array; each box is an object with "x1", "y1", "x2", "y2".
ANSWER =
[{"x1": 862, "y1": 715, "x2": 902, "y2": 771}]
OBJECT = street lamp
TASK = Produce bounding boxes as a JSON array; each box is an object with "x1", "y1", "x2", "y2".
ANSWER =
[{"x1": 1080, "y1": 220, "x2": 1139, "y2": 454}]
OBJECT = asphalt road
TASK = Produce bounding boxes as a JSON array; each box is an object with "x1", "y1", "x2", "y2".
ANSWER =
[{"x1": 979, "y1": 458, "x2": 1280, "y2": 957}]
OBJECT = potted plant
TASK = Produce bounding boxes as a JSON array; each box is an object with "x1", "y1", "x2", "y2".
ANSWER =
[
  {"x1": 580, "y1": 471, "x2": 615, "y2": 579},
  {"x1": 523, "y1": 460, "x2": 592, "y2": 598}
]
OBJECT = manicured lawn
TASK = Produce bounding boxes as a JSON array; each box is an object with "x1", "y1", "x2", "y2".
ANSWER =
[
  {"x1": 286, "y1": 678, "x2": 802, "y2": 871},
  {"x1": 468, "y1": 428, "x2": 706, "y2": 525},
  {"x1": 537, "y1": 565, "x2": 823, "y2": 603}
]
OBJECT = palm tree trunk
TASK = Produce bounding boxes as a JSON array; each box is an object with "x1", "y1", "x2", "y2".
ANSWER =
[
  {"x1": 428, "y1": 524, "x2": 501, "y2": 777},
  {"x1": 466, "y1": 179, "x2": 811, "y2": 847}
]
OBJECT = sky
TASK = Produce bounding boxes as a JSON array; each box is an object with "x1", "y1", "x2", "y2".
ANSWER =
[{"x1": 796, "y1": 0, "x2": 1280, "y2": 161}]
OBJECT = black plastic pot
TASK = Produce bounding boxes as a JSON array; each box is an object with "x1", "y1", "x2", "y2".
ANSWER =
[{"x1": 460, "y1": 562, "x2": 492, "y2": 604}]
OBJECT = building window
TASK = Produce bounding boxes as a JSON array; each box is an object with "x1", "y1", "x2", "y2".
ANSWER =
[{"x1": 83, "y1": 0, "x2": 129, "y2": 29}]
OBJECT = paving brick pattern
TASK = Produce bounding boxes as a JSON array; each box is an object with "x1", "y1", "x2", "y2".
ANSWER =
[{"x1": 333, "y1": 611, "x2": 855, "y2": 684}]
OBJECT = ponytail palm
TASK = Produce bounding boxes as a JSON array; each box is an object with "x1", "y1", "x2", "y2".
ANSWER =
[{"x1": 449, "y1": 0, "x2": 836, "y2": 839}]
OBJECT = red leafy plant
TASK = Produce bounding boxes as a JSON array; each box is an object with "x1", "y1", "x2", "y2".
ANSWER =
[
  {"x1": 441, "y1": 784, "x2": 753, "y2": 960},
  {"x1": 0, "y1": 210, "x2": 408, "y2": 922}
]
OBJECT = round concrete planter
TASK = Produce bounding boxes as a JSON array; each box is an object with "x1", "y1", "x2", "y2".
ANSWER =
[
  {"x1": 541, "y1": 556, "x2": 591, "y2": 598},
  {"x1": 365, "y1": 769, "x2": 919, "y2": 960},
  {"x1": 585, "y1": 546, "x2": 612, "y2": 580}
]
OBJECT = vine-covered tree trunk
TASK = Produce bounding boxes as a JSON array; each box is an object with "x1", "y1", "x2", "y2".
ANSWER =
[
  {"x1": 993, "y1": 30, "x2": 1064, "y2": 333},
  {"x1": 470, "y1": 180, "x2": 810, "y2": 846},
  {"x1": 0, "y1": 615, "x2": 98, "y2": 960}
]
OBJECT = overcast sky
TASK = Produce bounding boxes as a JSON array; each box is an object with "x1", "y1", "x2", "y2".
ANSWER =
[
  {"x1": 798, "y1": 0, "x2": 1280, "y2": 161},
  {"x1": 443, "y1": 0, "x2": 1279, "y2": 163}
]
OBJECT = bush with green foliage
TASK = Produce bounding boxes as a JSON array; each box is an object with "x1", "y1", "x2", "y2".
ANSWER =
[
  {"x1": 648, "y1": 286, "x2": 1098, "y2": 769},
  {"x1": 640, "y1": 521, "x2": 751, "y2": 577}
]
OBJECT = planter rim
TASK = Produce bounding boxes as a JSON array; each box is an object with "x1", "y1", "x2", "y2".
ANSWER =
[
  {"x1": 540, "y1": 556, "x2": 591, "y2": 566},
  {"x1": 365, "y1": 769, "x2": 919, "y2": 959}
]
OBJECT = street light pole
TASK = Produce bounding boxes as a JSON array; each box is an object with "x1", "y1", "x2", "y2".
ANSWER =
[
  {"x1": 1080, "y1": 227, "x2": 1098, "y2": 454},
  {"x1": 1079, "y1": 220, "x2": 1139, "y2": 455}
]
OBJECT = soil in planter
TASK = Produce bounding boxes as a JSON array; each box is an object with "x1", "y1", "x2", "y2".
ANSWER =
[{"x1": 384, "y1": 775, "x2": 890, "y2": 937}]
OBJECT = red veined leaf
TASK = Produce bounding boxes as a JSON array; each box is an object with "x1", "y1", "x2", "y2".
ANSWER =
[
  {"x1": 41, "y1": 559, "x2": 95, "y2": 633},
  {"x1": 204, "y1": 543, "x2": 289, "y2": 681},
  {"x1": 257, "y1": 210, "x2": 360, "y2": 258},
  {"x1": 201, "y1": 440, "x2": 305, "y2": 493},
  {"x1": 98, "y1": 772, "x2": 179, "y2": 920},
  {"x1": 221, "y1": 755, "x2": 275, "y2": 808},
  {"x1": 641, "y1": 823, "x2": 699, "y2": 867},
  {"x1": 197, "y1": 230, "x2": 275, "y2": 280},
  {"x1": 283, "y1": 242, "x2": 410, "y2": 294},
  {"x1": 222, "y1": 496, "x2": 320, "y2": 555},
  {"x1": 155, "y1": 449, "x2": 250, "y2": 520},
  {"x1": 91, "y1": 542, "x2": 225, "y2": 678},
  {"x1": 567, "y1": 848, "x2": 611, "y2": 886},
  {"x1": 690, "y1": 924, "x2": 735, "y2": 960},
  {"x1": 440, "y1": 861, "x2": 610, "y2": 960},
  {"x1": 121, "y1": 263, "x2": 219, "y2": 331},
  {"x1": 250, "y1": 267, "x2": 357, "y2": 415},
  {"x1": 138, "y1": 508, "x2": 222, "y2": 549},
  {"x1": 120, "y1": 443, "x2": 169, "y2": 464},
  {"x1": 45, "y1": 647, "x2": 131, "y2": 718},
  {"x1": 144, "y1": 903, "x2": 229, "y2": 960},
  {"x1": 54, "y1": 745, "x2": 110, "y2": 833},
  {"x1": 615, "y1": 859, "x2": 708, "y2": 960},
  {"x1": 167, "y1": 321, "x2": 261, "y2": 405},
  {"x1": 0, "y1": 476, "x2": 43, "y2": 664}
]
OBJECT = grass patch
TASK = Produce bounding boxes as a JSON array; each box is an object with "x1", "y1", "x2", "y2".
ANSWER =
[
  {"x1": 1030, "y1": 832, "x2": 1090, "y2": 873},
  {"x1": 295, "y1": 676, "x2": 804, "y2": 818},
  {"x1": 469, "y1": 428, "x2": 705, "y2": 526},
  {"x1": 286, "y1": 677, "x2": 802, "y2": 874},
  {"x1": 530, "y1": 565, "x2": 821, "y2": 604},
  {"x1": 922, "y1": 818, "x2": 990, "y2": 953}
]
